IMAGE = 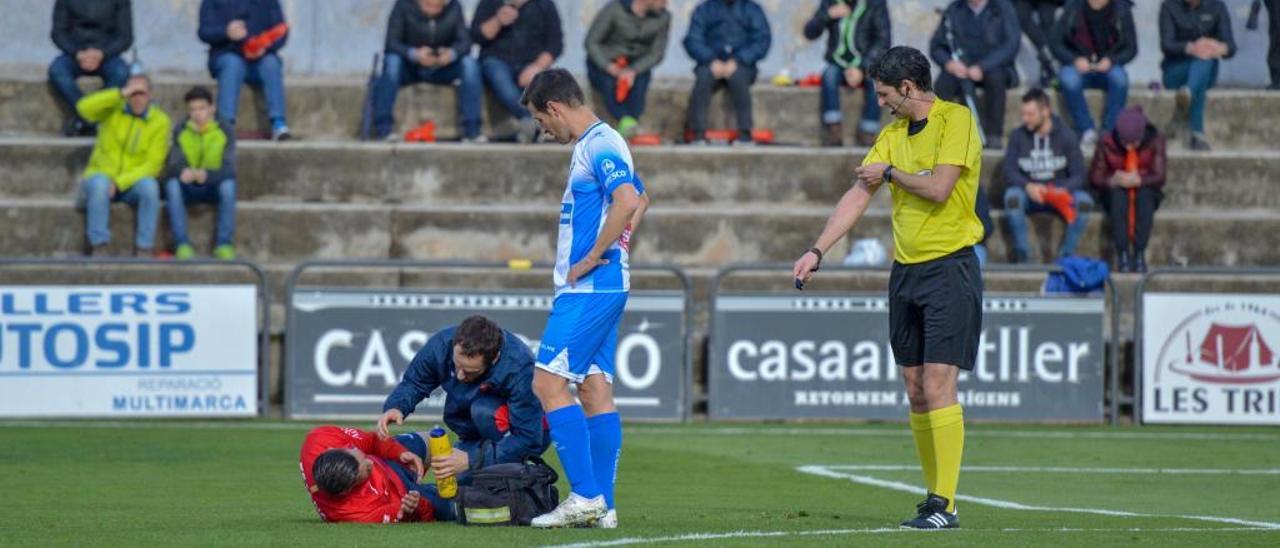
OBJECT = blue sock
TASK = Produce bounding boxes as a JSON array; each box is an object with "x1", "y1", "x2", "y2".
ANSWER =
[
  {"x1": 586, "y1": 412, "x2": 623, "y2": 509},
  {"x1": 546, "y1": 405, "x2": 601, "y2": 499}
]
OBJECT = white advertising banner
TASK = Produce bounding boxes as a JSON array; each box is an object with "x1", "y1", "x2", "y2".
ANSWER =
[
  {"x1": 0, "y1": 285, "x2": 258, "y2": 417},
  {"x1": 1142, "y1": 293, "x2": 1280, "y2": 425}
]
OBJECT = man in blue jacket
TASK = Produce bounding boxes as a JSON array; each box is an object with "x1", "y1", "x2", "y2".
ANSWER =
[
  {"x1": 376, "y1": 315, "x2": 549, "y2": 485},
  {"x1": 930, "y1": 0, "x2": 1021, "y2": 148},
  {"x1": 682, "y1": 0, "x2": 772, "y2": 145},
  {"x1": 198, "y1": 0, "x2": 292, "y2": 140}
]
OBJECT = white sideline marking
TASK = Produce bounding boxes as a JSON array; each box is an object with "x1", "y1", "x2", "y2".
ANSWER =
[
  {"x1": 543, "y1": 527, "x2": 1272, "y2": 548},
  {"x1": 637, "y1": 427, "x2": 1280, "y2": 442},
  {"x1": 0, "y1": 421, "x2": 1277, "y2": 443},
  {"x1": 798, "y1": 465, "x2": 1280, "y2": 530},
  {"x1": 825, "y1": 464, "x2": 1280, "y2": 475}
]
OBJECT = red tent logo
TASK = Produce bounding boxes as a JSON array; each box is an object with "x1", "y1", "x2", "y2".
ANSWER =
[{"x1": 1163, "y1": 319, "x2": 1280, "y2": 384}]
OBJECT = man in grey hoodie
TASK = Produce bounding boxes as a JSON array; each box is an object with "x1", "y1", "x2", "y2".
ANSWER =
[
  {"x1": 585, "y1": 0, "x2": 671, "y2": 138},
  {"x1": 1002, "y1": 88, "x2": 1090, "y2": 263}
]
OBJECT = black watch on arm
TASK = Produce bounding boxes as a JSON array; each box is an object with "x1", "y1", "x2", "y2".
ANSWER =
[{"x1": 883, "y1": 165, "x2": 895, "y2": 184}]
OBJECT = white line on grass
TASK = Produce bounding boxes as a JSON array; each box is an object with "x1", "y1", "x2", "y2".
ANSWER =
[
  {"x1": 1, "y1": 421, "x2": 1277, "y2": 443},
  {"x1": 798, "y1": 465, "x2": 1280, "y2": 530},
  {"x1": 543, "y1": 527, "x2": 1272, "y2": 548},
  {"x1": 824, "y1": 464, "x2": 1280, "y2": 475}
]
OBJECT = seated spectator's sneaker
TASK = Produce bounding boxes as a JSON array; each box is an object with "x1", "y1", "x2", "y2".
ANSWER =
[
  {"x1": 271, "y1": 120, "x2": 293, "y2": 142},
  {"x1": 1011, "y1": 249, "x2": 1029, "y2": 264},
  {"x1": 531, "y1": 493, "x2": 607, "y2": 528},
  {"x1": 1080, "y1": 129, "x2": 1098, "y2": 149},
  {"x1": 1189, "y1": 132, "x2": 1212, "y2": 151},
  {"x1": 133, "y1": 248, "x2": 154, "y2": 258},
  {"x1": 983, "y1": 135, "x2": 1002, "y2": 150},
  {"x1": 175, "y1": 244, "x2": 195, "y2": 261},
  {"x1": 593, "y1": 509, "x2": 617, "y2": 529},
  {"x1": 1116, "y1": 250, "x2": 1132, "y2": 273},
  {"x1": 855, "y1": 130, "x2": 877, "y2": 148},
  {"x1": 462, "y1": 135, "x2": 489, "y2": 144},
  {"x1": 686, "y1": 138, "x2": 709, "y2": 147},
  {"x1": 89, "y1": 244, "x2": 110, "y2": 258},
  {"x1": 617, "y1": 116, "x2": 639, "y2": 138},
  {"x1": 1134, "y1": 252, "x2": 1147, "y2": 273},
  {"x1": 821, "y1": 122, "x2": 844, "y2": 147},
  {"x1": 900, "y1": 494, "x2": 958, "y2": 530},
  {"x1": 517, "y1": 117, "x2": 539, "y2": 144},
  {"x1": 214, "y1": 245, "x2": 237, "y2": 261},
  {"x1": 732, "y1": 136, "x2": 757, "y2": 148}
]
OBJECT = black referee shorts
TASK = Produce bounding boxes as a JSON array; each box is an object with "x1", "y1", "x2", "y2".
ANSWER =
[{"x1": 888, "y1": 246, "x2": 983, "y2": 370}]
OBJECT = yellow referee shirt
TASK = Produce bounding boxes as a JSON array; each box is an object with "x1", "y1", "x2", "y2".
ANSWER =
[{"x1": 862, "y1": 99, "x2": 984, "y2": 264}]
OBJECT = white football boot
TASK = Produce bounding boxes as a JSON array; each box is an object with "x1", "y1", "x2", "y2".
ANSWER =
[{"x1": 531, "y1": 493, "x2": 607, "y2": 528}]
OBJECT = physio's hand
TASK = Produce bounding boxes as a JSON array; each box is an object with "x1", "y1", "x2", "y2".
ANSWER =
[
  {"x1": 400, "y1": 451, "x2": 426, "y2": 482},
  {"x1": 792, "y1": 250, "x2": 820, "y2": 285},
  {"x1": 397, "y1": 491, "x2": 421, "y2": 521},
  {"x1": 567, "y1": 254, "x2": 608, "y2": 287},
  {"x1": 377, "y1": 408, "x2": 405, "y2": 438},
  {"x1": 430, "y1": 448, "x2": 469, "y2": 480}
]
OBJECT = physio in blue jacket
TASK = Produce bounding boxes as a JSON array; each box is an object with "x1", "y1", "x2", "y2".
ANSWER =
[{"x1": 378, "y1": 315, "x2": 549, "y2": 485}]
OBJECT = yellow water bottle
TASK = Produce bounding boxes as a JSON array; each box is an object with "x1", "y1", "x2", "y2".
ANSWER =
[{"x1": 427, "y1": 426, "x2": 457, "y2": 498}]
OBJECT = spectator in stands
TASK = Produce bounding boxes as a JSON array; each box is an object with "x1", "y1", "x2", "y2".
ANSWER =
[
  {"x1": 1013, "y1": 0, "x2": 1064, "y2": 87},
  {"x1": 164, "y1": 86, "x2": 237, "y2": 261},
  {"x1": 1090, "y1": 106, "x2": 1165, "y2": 273},
  {"x1": 1002, "y1": 88, "x2": 1090, "y2": 263},
  {"x1": 75, "y1": 75, "x2": 170, "y2": 257},
  {"x1": 1159, "y1": 0, "x2": 1236, "y2": 151},
  {"x1": 930, "y1": 0, "x2": 1022, "y2": 149},
  {"x1": 471, "y1": 0, "x2": 563, "y2": 143},
  {"x1": 373, "y1": 0, "x2": 483, "y2": 142},
  {"x1": 198, "y1": 0, "x2": 292, "y2": 141},
  {"x1": 48, "y1": 0, "x2": 133, "y2": 137},
  {"x1": 683, "y1": 0, "x2": 772, "y2": 146},
  {"x1": 803, "y1": 0, "x2": 891, "y2": 147},
  {"x1": 585, "y1": 0, "x2": 672, "y2": 139},
  {"x1": 975, "y1": 185, "x2": 994, "y2": 266},
  {"x1": 1051, "y1": 0, "x2": 1137, "y2": 149}
]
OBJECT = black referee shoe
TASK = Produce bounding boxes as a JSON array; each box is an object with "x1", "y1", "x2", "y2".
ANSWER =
[{"x1": 900, "y1": 494, "x2": 959, "y2": 529}]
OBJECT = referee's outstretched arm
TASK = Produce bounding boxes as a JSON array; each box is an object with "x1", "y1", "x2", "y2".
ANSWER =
[{"x1": 792, "y1": 178, "x2": 882, "y2": 283}]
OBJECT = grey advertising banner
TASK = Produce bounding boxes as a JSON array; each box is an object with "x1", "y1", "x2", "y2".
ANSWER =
[
  {"x1": 287, "y1": 290, "x2": 686, "y2": 420},
  {"x1": 710, "y1": 294, "x2": 1105, "y2": 421}
]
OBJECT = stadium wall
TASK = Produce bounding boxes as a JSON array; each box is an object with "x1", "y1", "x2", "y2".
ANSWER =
[{"x1": 0, "y1": 0, "x2": 1270, "y2": 87}]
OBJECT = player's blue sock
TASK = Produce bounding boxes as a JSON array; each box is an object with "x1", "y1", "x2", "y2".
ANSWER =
[
  {"x1": 587, "y1": 411, "x2": 622, "y2": 509},
  {"x1": 546, "y1": 405, "x2": 602, "y2": 499}
]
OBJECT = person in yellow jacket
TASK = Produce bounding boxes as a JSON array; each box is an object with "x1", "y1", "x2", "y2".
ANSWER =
[{"x1": 74, "y1": 74, "x2": 171, "y2": 256}]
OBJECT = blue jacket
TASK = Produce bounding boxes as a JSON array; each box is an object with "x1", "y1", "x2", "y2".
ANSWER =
[
  {"x1": 198, "y1": 0, "x2": 288, "y2": 64},
  {"x1": 683, "y1": 0, "x2": 772, "y2": 66},
  {"x1": 929, "y1": 0, "x2": 1021, "y2": 75},
  {"x1": 382, "y1": 327, "x2": 545, "y2": 470}
]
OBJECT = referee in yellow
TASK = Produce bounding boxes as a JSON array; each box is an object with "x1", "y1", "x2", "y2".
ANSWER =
[{"x1": 792, "y1": 45, "x2": 982, "y2": 530}]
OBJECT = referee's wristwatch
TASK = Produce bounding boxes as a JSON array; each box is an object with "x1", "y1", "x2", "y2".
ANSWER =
[
  {"x1": 805, "y1": 247, "x2": 823, "y2": 271},
  {"x1": 883, "y1": 165, "x2": 895, "y2": 184}
]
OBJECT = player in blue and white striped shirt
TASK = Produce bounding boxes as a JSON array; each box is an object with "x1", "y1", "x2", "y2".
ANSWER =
[{"x1": 520, "y1": 68, "x2": 649, "y2": 529}]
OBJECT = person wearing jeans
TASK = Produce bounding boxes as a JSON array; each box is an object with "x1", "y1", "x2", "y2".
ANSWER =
[
  {"x1": 584, "y1": 0, "x2": 671, "y2": 137},
  {"x1": 1002, "y1": 89, "x2": 1090, "y2": 263},
  {"x1": 1050, "y1": 0, "x2": 1137, "y2": 148},
  {"x1": 683, "y1": 0, "x2": 772, "y2": 145},
  {"x1": 74, "y1": 75, "x2": 171, "y2": 257},
  {"x1": 804, "y1": 0, "x2": 891, "y2": 147},
  {"x1": 374, "y1": 0, "x2": 482, "y2": 141},
  {"x1": 1090, "y1": 107, "x2": 1166, "y2": 273},
  {"x1": 48, "y1": 0, "x2": 133, "y2": 137},
  {"x1": 198, "y1": 0, "x2": 292, "y2": 140},
  {"x1": 471, "y1": 0, "x2": 564, "y2": 143},
  {"x1": 164, "y1": 86, "x2": 237, "y2": 260},
  {"x1": 1158, "y1": 0, "x2": 1236, "y2": 150}
]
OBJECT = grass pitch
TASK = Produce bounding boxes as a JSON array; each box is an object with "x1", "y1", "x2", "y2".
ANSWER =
[{"x1": 0, "y1": 421, "x2": 1277, "y2": 546}]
